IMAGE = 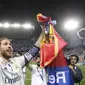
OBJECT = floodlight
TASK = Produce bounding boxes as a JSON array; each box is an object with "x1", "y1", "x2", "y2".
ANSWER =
[
  {"x1": 0, "y1": 23, "x2": 2, "y2": 27},
  {"x1": 22, "y1": 23, "x2": 32, "y2": 29},
  {"x1": 12, "y1": 23, "x2": 21, "y2": 28},
  {"x1": 3, "y1": 22, "x2": 10, "y2": 28},
  {"x1": 64, "y1": 19, "x2": 79, "y2": 31}
]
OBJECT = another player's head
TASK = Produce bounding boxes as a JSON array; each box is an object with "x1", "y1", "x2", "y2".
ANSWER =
[
  {"x1": 0, "y1": 37, "x2": 13, "y2": 61},
  {"x1": 69, "y1": 55, "x2": 79, "y2": 66}
]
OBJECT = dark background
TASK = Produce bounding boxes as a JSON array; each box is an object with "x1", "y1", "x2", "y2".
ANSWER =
[{"x1": 0, "y1": 0, "x2": 85, "y2": 47}]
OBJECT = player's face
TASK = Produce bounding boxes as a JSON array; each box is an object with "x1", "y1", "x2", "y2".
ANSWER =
[
  {"x1": 0, "y1": 39, "x2": 13, "y2": 59},
  {"x1": 70, "y1": 56, "x2": 77, "y2": 65}
]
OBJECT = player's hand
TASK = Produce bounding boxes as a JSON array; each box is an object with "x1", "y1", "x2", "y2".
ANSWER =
[
  {"x1": 35, "y1": 33, "x2": 43, "y2": 48},
  {"x1": 69, "y1": 65, "x2": 77, "y2": 75},
  {"x1": 69, "y1": 65, "x2": 73, "y2": 70}
]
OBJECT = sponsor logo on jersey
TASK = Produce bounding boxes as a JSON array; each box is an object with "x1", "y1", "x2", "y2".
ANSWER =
[{"x1": 5, "y1": 75, "x2": 21, "y2": 84}]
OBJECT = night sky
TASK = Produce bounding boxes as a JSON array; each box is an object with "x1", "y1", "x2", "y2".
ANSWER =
[{"x1": 0, "y1": 0, "x2": 85, "y2": 46}]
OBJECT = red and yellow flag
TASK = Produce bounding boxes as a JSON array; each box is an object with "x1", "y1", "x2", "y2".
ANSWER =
[{"x1": 37, "y1": 13, "x2": 68, "y2": 68}]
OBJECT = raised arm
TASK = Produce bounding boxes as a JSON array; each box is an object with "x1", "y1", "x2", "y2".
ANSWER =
[{"x1": 14, "y1": 33, "x2": 43, "y2": 68}]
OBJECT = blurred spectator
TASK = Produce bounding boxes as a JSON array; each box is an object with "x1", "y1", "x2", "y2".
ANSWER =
[{"x1": 68, "y1": 55, "x2": 83, "y2": 85}]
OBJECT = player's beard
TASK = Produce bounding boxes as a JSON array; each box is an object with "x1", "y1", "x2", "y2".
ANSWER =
[{"x1": 2, "y1": 50, "x2": 13, "y2": 60}]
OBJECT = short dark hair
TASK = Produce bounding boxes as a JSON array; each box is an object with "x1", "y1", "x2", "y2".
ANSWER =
[
  {"x1": 0, "y1": 37, "x2": 9, "y2": 45},
  {"x1": 69, "y1": 54, "x2": 79, "y2": 63}
]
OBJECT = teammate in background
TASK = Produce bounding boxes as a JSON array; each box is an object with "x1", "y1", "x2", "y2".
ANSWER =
[
  {"x1": 0, "y1": 32, "x2": 43, "y2": 85},
  {"x1": 27, "y1": 53, "x2": 47, "y2": 85},
  {"x1": 68, "y1": 55, "x2": 83, "y2": 85}
]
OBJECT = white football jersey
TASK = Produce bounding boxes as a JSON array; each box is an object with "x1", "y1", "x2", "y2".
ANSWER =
[
  {"x1": 0, "y1": 53, "x2": 32, "y2": 85},
  {"x1": 22, "y1": 66, "x2": 26, "y2": 80},
  {"x1": 29, "y1": 65, "x2": 47, "y2": 85}
]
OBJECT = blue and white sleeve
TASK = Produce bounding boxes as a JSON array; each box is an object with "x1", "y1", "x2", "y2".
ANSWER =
[
  {"x1": 15, "y1": 45, "x2": 40, "y2": 68},
  {"x1": 23, "y1": 45, "x2": 40, "y2": 64}
]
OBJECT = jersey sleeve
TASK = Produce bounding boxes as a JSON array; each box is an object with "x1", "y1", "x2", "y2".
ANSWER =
[{"x1": 13, "y1": 45, "x2": 40, "y2": 68}]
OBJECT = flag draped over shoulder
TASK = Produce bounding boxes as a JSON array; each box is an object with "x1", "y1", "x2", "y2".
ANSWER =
[{"x1": 37, "y1": 13, "x2": 74, "y2": 85}]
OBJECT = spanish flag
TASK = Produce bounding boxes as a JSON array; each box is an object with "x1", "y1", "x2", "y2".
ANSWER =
[
  {"x1": 37, "y1": 13, "x2": 67, "y2": 67},
  {"x1": 37, "y1": 13, "x2": 74, "y2": 85}
]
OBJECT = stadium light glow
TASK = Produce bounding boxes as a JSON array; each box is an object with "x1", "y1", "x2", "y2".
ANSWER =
[
  {"x1": 12, "y1": 23, "x2": 21, "y2": 28},
  {"x1": 64, "y1": 19, "x2": 79, "y2": 31},
  {"x1": 0, "y1": 22, "x2": 34, "y2": 30},
  {"x1": 3, "y1": 22, "x2": 10, "y2": 28},
  {"x1": 32, "y1": 26, "x2": 35, "y2": 29},
  {"x1": 0, "y1": 23, "x2": 2, "y2": 27},
  {"x1": 22, "y1": 23, "x2": 32, "y2": 29}
]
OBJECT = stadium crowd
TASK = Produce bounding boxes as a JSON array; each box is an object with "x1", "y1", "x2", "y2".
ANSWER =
[
  {"x1": 12, "y1": 38, "x2": 34, "y2": 52},
  {"x1": 11, "y1": 38, "x2": 85, "y2": 65}
]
